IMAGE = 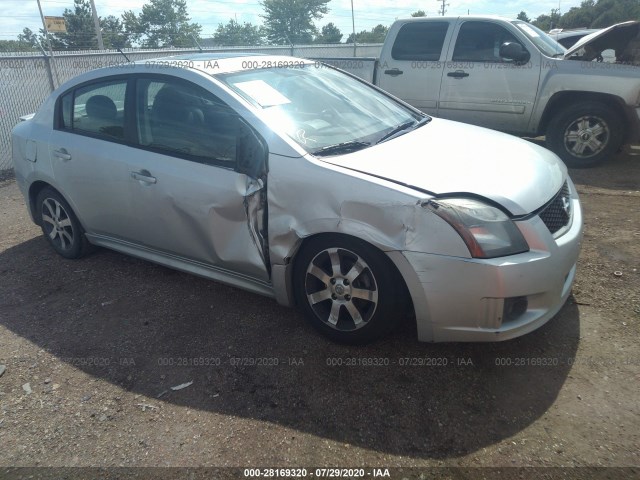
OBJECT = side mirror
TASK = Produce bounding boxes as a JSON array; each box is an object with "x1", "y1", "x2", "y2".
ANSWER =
[
  {"x1": 499, "y1": 42, "x2": 530, "y2": 64},
  {"x1": 236, "y1": 120, "x2": 268, "y2": 179}
]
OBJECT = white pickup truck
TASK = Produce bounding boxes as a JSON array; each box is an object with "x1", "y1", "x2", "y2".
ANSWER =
[{"x1": 320, "y1": 17, "x2": 640, "y2": 167}]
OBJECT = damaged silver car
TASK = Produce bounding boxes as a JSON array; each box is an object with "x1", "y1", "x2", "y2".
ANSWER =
[{"x1": 11, "y1": 54, "x2": 583, "y2": 344}]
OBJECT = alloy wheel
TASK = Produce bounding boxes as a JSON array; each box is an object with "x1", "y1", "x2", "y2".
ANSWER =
[
  {"x1": 304, "y1": 247, "x2": 379, "y2": 331},
  {"x1": 563, "y1": 115, "x2": 610, "y2": 158},
  {"x1": 41, "y1": 197, "x2": 75, "y2": 251}
]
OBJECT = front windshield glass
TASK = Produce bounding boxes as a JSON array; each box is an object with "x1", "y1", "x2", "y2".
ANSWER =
[
  {"x1": 218, "y1": 65, "x2": 423, "y2": 155},
  {"x1": 513, "y1": 21, "x2": 566, "y2": 57}
]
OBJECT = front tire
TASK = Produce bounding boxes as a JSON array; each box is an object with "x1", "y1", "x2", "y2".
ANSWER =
[
  {"x1": 293, "y1": 235, "x2": 401, "y2": 344},
  {"x1": 546, "y1": 101, "x2": 624, "y2": 168},
  {"x1": 36, "y1": 187, "x2": 90, "y2": 259}
]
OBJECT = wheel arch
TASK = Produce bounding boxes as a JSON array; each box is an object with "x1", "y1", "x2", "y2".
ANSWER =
[
  {"x1": 28, "y1": 180, "x2": 54, "y2": 226},
  {"x1": 28, "y1": 181, "x2": 88, "y2": 232},
  {"x1": 287, "y1": 232, "x2": 414, "y2": 315},
  {"x1": 538, "y1": 91, "x2": 630, "y2": 141}
]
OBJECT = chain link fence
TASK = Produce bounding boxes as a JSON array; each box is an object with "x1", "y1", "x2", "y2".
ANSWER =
[{"x1": 0, "y1": 43, "x2": 382, "y2": 174}]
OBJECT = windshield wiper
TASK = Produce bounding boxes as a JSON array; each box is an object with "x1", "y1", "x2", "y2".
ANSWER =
[
  {"x1": 312, "y1": 141, "x2": 371, "y2": 157},
  {"x1": 376, "y1": 117, "x2": 430, "y2": 144}
]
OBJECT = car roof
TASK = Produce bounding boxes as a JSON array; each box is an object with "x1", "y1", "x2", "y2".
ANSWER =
[
  {"x1": 140, "y1": 52, "x2": 265, "y2": 62},
  {"x1": 53, "y1": 54, "x2": 314, "y2": 91},
  {"x1": 396, "y1": 14, "x2": 515, "y2": 22},
  {"x1": 152, "y1": 54, "x2": 314, "y2": 75}
]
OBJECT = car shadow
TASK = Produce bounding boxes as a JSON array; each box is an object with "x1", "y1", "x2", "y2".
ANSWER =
[
  {"x1": 568, "y1": 149, "x2": 640, "y2": 190},
  {"x1": 0, "y1": 237, "x2": 580, "y2": 459}
]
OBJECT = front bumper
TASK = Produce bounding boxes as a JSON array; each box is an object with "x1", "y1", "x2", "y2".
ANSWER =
[{"x1": 389, "y1": 184, "x2": 583, "y2": 342}]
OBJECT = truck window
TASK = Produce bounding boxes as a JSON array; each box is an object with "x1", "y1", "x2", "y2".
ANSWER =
[
  {"x1": 391, "y1": 22, "x2": 449, "y2": 61},
  {"x1": 513, "y1": 21, "x2": 565, "y2": 57},
  {"x1": 453, "y1": 21, "x2": 523, "y2": 62}
]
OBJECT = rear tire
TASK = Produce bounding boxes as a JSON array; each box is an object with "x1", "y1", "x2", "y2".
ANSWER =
[
  {"x1": 293, "y1": 235, "x2": 401, "y2": 344},
  {"x1": 36, "y1": 187, "x2": 90, "y2": 259},
  {"x1": 546, "y1": 101, "x2": 624, "y2": 168}
]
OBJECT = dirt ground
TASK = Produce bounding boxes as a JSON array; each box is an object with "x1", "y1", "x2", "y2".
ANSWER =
[{"x1": 0, "y1": 148, "x2": 639, "y2": 479}]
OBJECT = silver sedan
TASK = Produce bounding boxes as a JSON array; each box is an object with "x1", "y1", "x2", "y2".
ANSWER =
[{"x1": 11, "y1": 54, "x2": 583, "y2": 344}]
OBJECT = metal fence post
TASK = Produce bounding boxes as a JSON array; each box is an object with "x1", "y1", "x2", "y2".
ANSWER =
[{"x1": 38, "y1": 45, "x2": 56, "y2": 93}]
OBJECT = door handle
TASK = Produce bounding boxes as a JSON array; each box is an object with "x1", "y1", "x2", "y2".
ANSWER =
[
  {"x1": 447, "y1": 70, "x2": 470, "y2": 79},
  {"x1": 131, "y1": 171, "x2": 157, "y2": 184},
  {"x1": 52, "y1": 149, "x2": 72, "y2": 161},
  {"x1": 384, "y1": 68, "x2": 404, "y2": 77}
]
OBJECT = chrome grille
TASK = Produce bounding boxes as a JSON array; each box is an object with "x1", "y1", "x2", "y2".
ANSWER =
[{"x1": 539, "y1": 182, "x2": 571, "y2": 235}]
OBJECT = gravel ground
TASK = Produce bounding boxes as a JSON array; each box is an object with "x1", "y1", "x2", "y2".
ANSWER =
[{"x1": 0, "y1": 150, "x2": 639, "y2": 480}]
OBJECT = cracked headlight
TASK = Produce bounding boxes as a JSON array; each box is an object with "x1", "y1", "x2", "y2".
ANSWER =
[{"x1": 426, "y1": 198, "x2": 529, "y2": 259}]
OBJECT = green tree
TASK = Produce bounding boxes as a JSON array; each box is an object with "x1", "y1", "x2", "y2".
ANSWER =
[
  {"x1": 346, "y1": 24, "x2": 388, "y2": 44},
  {"x1": 314, "y1": 23, "x2": 342, "y2": 43},
  {"x1": 516, "y1": 11, "x2": 531, "y2": 22},
  {"x1": 533, "y1": 9, "x2": 561, "y2": 31},
  {"x1": 542, "y1": 0, "x2": 640, "y2": 30},
  {"x1": 17, "y1": 28, "x2": 41, "y2": 49},
  {"x1": 411, "y1": 10, "x2": 427, "y2": 17},
  {"x1": 50, "y1": 0, "x2": 96, "y2": 50},
  {"x1": 260, "y1": 0, "x2": 330, "y2": 45},
  {"x1": 589, "y1": 0, "x2": 638, "y2": 27},
  {"x1": 123, "y1": 0, "x2": 202, "y2": 48},
  {"x1": 35, "y1": 0, "x2": 130, "y2": 50},
  {"x1": 99, "y1": 16, "x2": 131, "y2": 49},
  {"x1": 211, "y1": 19, "x2": 264, "y2": 46},
  {"x1": 0, "y1": 40, "x2": 35, "y2": 53},
  {"x1": 560, "y1": 1, "x2": 596, "y2": 28},
  {"x1": 532, "y1": 14, "x2": 551, "y2": 31}
]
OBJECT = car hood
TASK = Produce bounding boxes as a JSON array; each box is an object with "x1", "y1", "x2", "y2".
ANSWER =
[
  {"x1": 564, "y1": 20, "x2": 640, "y2": 62},
  {"x1": 320, "y1": 118, "x2": 566, "y2": 216}
]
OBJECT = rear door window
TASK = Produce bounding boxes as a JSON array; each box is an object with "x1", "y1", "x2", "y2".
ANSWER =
[
  {"x1": 391, "y1": 22, "x2": 450, "y2": 61},
  {"x1": 70, "y1": 80, "x2": 127, "y2": 140}
]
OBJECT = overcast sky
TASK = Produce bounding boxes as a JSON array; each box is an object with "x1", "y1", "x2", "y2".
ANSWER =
[{"x1": 2, "y1": 0, "x2": 580, "y2": 40}]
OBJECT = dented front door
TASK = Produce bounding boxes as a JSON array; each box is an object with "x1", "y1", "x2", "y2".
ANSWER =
[
  {"x1": 125, "y1": 150, "x2": 270, "y2": 283},
  {"x1": 121, "y1": 75, "x2": 269, "y2": 282}
]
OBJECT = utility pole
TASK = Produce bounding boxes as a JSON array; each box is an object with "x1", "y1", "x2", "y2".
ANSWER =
[
  {"x1": 36, "y1": 0, "x2": 53, "y2": 53},
  {"x1": 36, "y1": 0, "x2": 60, "y2": 88},
  {"x1": 351, "y1": 0, "x2": 356, "y2": 56},
  {"x1": 88, "y1": 0, "x2": 104, "y2": 50},
  {"x1": 436, "y1": 0, "x2": 449, "y2": 16}
]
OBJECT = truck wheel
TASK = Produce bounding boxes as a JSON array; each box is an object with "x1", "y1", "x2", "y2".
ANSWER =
[
  {"x1": 546, "y1": 102, "x2": 624, "y2": 168},
  {"x1": 293, "y1": 235, "x2": 401, "y2": 344}
]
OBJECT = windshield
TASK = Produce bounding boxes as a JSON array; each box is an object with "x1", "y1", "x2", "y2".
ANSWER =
[
  {"x1": 218, "y1": 65, "x2": 423, "y2": 155},
  {"x1": 512, "y1": 21, "x2": 566, "y2": 57}
]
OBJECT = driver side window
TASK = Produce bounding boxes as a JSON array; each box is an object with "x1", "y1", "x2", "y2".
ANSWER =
[{"x1": 453, "y1": 21, "x2": 523, "y2": 63}]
